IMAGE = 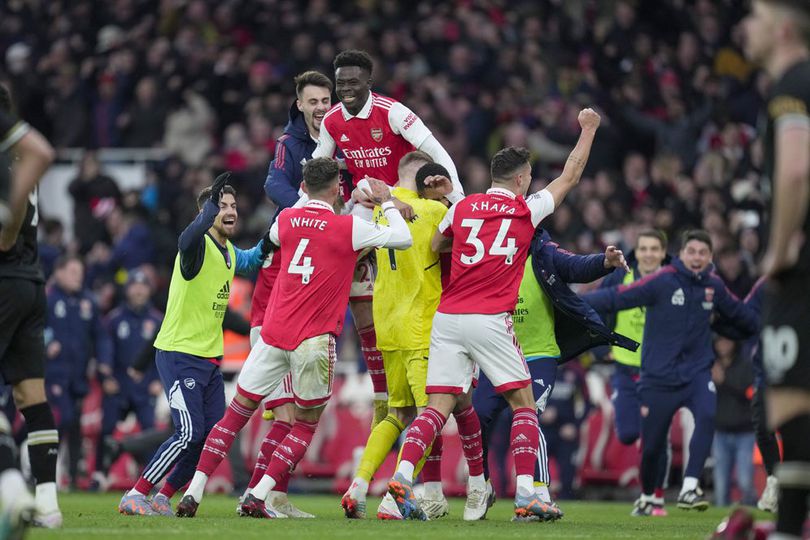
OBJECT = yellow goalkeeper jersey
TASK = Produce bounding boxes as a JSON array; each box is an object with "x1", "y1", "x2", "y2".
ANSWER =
[{"x1": 373, "y1": 187, "x2": 447, "y2": 351}]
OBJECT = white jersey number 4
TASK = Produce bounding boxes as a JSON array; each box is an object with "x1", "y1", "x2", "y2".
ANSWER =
[
  {"x1": 459, "y1": 218, "x2": 517, "y2": 265},
  {"x1": 288, "y1": 238, "x2": 315, "y2": 284}
]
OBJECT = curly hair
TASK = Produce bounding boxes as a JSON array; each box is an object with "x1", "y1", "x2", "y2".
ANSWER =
[{"x1": 333, "y1": 50, "x2": 374, "y2": 75}]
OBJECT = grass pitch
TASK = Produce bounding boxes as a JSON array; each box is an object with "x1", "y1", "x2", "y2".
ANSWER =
[{"x1": 26, "y1": 493, "x2": 772, "y2": 539}]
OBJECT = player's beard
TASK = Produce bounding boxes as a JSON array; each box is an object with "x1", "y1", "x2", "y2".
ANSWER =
[{"x1": 214, "y1": 221, "x2": 234, "y2": 240}]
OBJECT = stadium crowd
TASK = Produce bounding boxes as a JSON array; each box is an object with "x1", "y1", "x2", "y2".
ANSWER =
[{"x1": 0, "y1": 0, "x2": 768, "y2": 506}]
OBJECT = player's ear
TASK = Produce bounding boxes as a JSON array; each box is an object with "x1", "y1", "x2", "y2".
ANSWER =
[
  {"x1": 301, "y1": 181, "x2": 309, "y2": 195},
  {"x1": 296, "y1": 99, "x2": 304, "y2": 112},
  {"x1": 366, "y1": 77, "x2": 373, "y2": 88}
]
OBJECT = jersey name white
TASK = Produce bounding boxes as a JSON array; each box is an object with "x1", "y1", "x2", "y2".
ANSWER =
[{"x1": 290, "y1": 217, "x2": 328, "y2": 231}]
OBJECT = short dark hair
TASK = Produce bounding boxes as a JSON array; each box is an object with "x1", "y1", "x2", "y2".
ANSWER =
[
  {"x1": 491, "y1": 146, "x2": 531, "y2": 182},
  {"x1": 333, "y1": 50, "x2": 374, "y2": 75},
  {"x1": 294, "y1": 70, "x2": 333, "y2": 98},
  {"x1": 681, "y1": 229, "x2": 713, "y2": 252},
  {"x1": 303, "y1": 157, "x2": 340, "y2": 194},
  {"x1": 415, "y1": 163, "x2": 450, "y2": 195},
  {"x1": 637, "y1": 229, "x2": 668, "y2": 250},
  {"x1": 197, "y1": 184, "x2": 236, "y2": 211}
]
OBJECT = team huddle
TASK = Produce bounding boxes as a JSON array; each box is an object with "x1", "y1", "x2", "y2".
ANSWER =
[
  {"x1": 1, "y1": 0, "x2": 810, "y2": 534},
  {"x1": 109, "y1": 49, "x2": 754, "y2": 523}
]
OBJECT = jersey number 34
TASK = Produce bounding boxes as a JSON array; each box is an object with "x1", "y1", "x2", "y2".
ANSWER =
[{"x1": 460, "y1": 218, "x2": 517, "y2": 265}]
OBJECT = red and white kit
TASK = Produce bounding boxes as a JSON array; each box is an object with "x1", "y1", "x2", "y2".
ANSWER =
[
  {"x1": 427, "y1": 187, "x2": 556, "y2": 394},
  {"x1": 238, "y1": 199, "x2": 411, "y2": 407},
  {"x1": 248, "y1": 252, "x2": 294, "y2": 410},
  {"x1": 314, "y1": 93, "x2": 432, "y2": 187}
]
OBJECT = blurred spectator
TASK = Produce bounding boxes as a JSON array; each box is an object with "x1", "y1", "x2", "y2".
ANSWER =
[
  {"x1": 163, "y1": 90, "x2": 214, "y2": 165},
  {"x1": 715, "y1": 247, "x2": 754, "y2": 299},
  {"x1": 86, "y1": 205, "x2": 156, "y2": 285},
  {"x1": 711, "y1": 336, "x2": 756, "y2": 507},
  {"x1": 118, "y1": 77, "x2": 167, "y2": 147},
  {"x1": 68, "y1": 151, "x2": 121, "y2": 254},
  {"x1": 95, "y1": 270, "x2": 163, "y2": 487},
  {"x1": 45, "y1": 256, "x2": 111, "y2": 488},
  {"x1": 38, "y1": 218, "x2": 65, "y2": 281}
]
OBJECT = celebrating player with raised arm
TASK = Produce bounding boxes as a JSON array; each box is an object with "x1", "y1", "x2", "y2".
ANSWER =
[
  {"x1": 387, "y1": 108, "x2": 600, "y2": 522},
  {"x1": 118, "y1": 174, "x2": 268, "y2": 516},
  {"x1": 176, "y1": 158, "x2": 412, "y2": 518}
]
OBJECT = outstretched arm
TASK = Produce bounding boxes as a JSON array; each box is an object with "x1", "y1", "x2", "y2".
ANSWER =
[
  {"x1": 582, "y1": 270, "x2": 660, "y2": 313},
  {"x1": 543, "y1": 108, "x2": 600, "y2": 209}
]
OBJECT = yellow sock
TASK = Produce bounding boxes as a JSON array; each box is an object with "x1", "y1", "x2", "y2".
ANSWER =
[
  {"x1": 357, "y1": 414, "x2": 404, "y2": 482},
  {"x1": 371, "y1": 399, "x2": 389, "y2": 430}
]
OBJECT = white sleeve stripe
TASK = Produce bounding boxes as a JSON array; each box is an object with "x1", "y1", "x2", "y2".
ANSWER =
[
  {"x1": 0, "y1": 122, "x2": 29, "y2": 153},
  {"x1": 776, "y1": 113, "x2": 810, "y2": 131}
]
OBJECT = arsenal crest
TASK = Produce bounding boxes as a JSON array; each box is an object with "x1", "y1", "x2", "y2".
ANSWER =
[
  {"x1": 370, "y1": 128, "x2": 383, "y2": 142},
  {"x1": 702, "y1": 287, "x2": 715, "y2": 310}
]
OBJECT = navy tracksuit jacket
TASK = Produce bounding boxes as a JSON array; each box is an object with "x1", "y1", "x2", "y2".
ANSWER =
[
  {"x1": 583, "y1": 257, "x2": 757, "y2": 493},
  {"x1": 100, "y1": 302, "x2": 163, "y2": 434},
  {"x1": 45, "y1": 285, "x2": 112, "y2": 428}
]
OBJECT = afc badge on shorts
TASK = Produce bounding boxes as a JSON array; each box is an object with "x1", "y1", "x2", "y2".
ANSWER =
[
  {"x1": 184, "y1": 378, "x2": 196, "y2": 390},
  {"x1": 370, "y1": 128, "x2": 383, "y2": 142}
]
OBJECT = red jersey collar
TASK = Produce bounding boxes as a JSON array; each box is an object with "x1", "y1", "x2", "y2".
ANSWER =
[
  {"x1": 486, "y1": 187, "x2": 517, "y2": 199},
  {"x1": 305, "y1": 199, "x2": 335, "y2": 213}
]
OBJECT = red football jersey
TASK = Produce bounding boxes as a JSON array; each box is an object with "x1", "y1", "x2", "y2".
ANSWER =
[
  {"x1": 316, "y1": 93, "x2": 432, "y2": 186},
  {"x1": 261, "y1": 200, "x2": 408, "y2": 350},
  {"x1": 437, "y1": 188, "x2": 556, "y2": 315},
  {"x1": 249, "y1": 251, "x2": 281, "y2": 328}
]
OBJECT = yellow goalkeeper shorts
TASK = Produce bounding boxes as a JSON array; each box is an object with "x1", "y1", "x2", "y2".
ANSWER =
[{"x1": 382, "y1": 349, "x2": 429, "y2": 408}]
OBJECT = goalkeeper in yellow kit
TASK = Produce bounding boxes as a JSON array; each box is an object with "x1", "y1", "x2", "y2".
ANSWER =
[{"x1": 341, "y1": 152, "x2": 459, "y2": 520}]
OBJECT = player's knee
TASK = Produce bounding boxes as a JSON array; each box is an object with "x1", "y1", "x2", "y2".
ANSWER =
[
  {"x1": 294, "y1": 404, "x2": 324, "y2": 424},
  {"x1": 272, "y1": 403, "x2": 296, "y2": 424},
  {"x1": 350, "y1": 300, "x2": 374, "y2": 329},
  {"x1": 234, "y1": 393, "x2": 260, "y2": 410},
  {"x1": 427, "y1": 393, "x2": 457, "y2": 418},
  {"x1": 12, "y1": 379, "x2": 47, "y2": 409},
  {"x1": 692, "y1": 409, "x2": 715, "y2": 429},
  {"x1": 182, "y1": 422, "x2": 206, "y2": 445},
  {"x1": 504, "y1": 386, "x2": 535, "y2": 411}
]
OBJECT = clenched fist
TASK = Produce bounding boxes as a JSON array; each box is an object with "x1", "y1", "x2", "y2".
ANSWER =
[{"x1": 578, "y1": 108, "x2": 601, "y2": 132}]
